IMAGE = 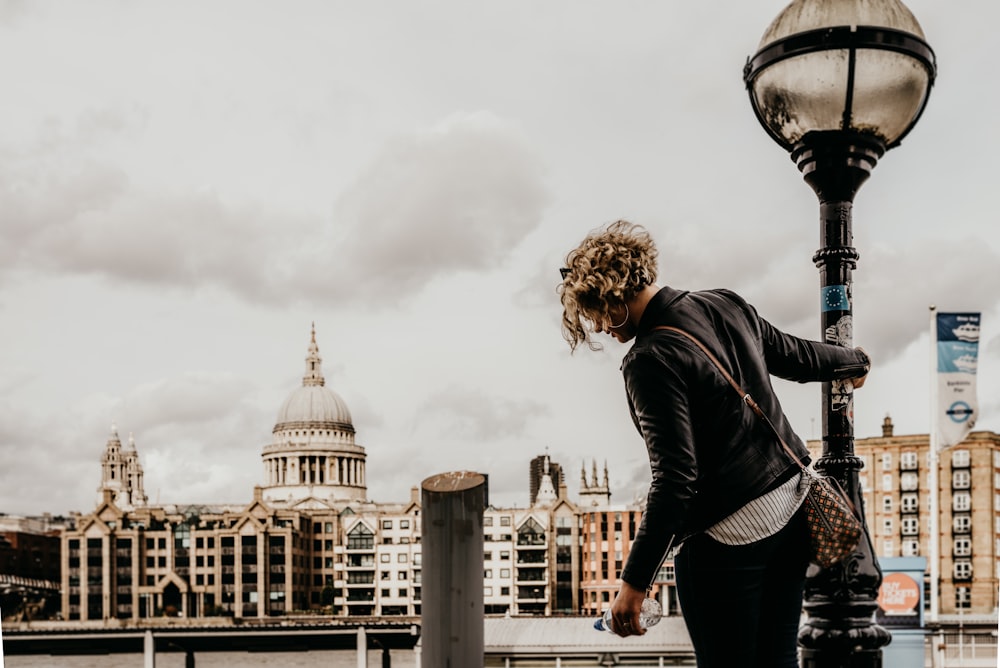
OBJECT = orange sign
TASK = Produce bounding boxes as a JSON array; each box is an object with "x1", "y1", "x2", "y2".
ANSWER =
[{"x1": 877, "y1": 572, "x2": 921, "y2": 613}]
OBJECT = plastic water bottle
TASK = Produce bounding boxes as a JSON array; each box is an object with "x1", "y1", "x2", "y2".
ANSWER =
[{"x1": 593, "y1": 597, "x2": 662, "y2": 633}]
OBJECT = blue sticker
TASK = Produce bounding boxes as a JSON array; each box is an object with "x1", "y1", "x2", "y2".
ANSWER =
[{"x1": 822, "y1": 285, "x2": 849, "y2": 312}]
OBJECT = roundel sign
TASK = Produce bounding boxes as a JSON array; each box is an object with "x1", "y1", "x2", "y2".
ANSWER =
[{"x1": 877, "y1": 572, "x2": 921, "y2": 613}]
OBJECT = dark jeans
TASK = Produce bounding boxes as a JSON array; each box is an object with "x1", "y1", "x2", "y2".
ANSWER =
[{"x1": 675, "y1": 507, "x2": 809, "y2": 668}]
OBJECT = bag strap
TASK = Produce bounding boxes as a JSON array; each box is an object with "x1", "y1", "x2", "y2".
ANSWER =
[{"x1": 651, "y1": 325, "x2": 807, "y2": 471}]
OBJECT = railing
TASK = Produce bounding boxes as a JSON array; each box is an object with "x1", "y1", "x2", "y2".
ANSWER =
[{"x1": 932, "y1": 632, "x2": 998, "y2": 666}]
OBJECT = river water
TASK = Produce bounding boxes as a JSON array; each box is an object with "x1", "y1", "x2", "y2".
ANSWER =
[{"x1": 5, "y1": 650, "x2": 418, "y2": 667}]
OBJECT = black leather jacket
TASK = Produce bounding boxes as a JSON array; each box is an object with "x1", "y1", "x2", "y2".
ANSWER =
[{"x1": 619, "y1": 286, "x2": 870, "y2": 590}]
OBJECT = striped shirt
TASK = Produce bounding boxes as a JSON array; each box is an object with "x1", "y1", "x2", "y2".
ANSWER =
[{"x1": 705, "y1": 471, "x2": 809, "y2": 545}]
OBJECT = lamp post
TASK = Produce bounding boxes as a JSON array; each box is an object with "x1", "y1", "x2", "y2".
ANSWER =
[{"x1": 744, "y1": 1, "x2": 935, "y2": 666}]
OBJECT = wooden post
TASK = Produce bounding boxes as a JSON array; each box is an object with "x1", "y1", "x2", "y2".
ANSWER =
[{"x1": 421, "y1": 471, "x2": 486, "y2": 668}]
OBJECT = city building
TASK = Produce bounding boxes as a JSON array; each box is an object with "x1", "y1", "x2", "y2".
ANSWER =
[
  {"x1": 59, "y1": 328, "x2": 620, "y2": 620},
  {"x1": 528, "y1": 455, "x2": 564, "y2": 506},
  {"x1": 808, "y1": 415, "x2": 1000, "y2": 617},
  {"x1": 1, "y1": 514, "x2": 65, "y2": 620}
]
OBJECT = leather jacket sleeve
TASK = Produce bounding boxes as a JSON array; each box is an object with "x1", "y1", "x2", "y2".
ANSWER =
[
  {"x1": 757, "y1": 312, "x2": 871, "y2": 383},
  {"x1": 619, "y1": 346, "x2": 701, "y2": 590}
]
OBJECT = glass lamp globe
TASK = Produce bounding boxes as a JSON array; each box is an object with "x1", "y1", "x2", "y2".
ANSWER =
[{"x1": 745, "y1": 0, "x2": 936, "y2": 152}]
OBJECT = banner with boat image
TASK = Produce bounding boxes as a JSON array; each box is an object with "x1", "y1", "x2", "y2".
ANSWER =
[{"x1": 935, "y1": 312, "x2": 980, "y2": 449}]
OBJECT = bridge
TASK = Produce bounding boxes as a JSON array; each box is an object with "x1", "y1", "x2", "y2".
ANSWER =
[
  {"x1": 2, "y1": 617, "x2": 420, "y2": 665},
  {"x1": 2, "y1": 615, "x2": 697, "y2": 666}
]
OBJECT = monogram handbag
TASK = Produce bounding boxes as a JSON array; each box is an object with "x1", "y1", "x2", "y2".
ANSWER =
[{"x1": 652, "y1": 326, "x2": 863, "y2": 568}]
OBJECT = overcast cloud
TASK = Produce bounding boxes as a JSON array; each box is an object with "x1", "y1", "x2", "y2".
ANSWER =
[{"x1": 1, "y1": 0, "x2": 997, "y2": 517}]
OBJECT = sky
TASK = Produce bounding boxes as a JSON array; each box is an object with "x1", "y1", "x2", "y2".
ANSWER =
[{"x1": 1, "y1": 0, "x2": 997, "y2": 517}]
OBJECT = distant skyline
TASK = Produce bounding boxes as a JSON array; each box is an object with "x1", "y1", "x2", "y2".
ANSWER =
[{"x1": 1, "y1": 1, "x2": 997, "y2": 517}]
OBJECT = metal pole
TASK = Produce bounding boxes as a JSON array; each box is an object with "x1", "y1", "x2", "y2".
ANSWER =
[
  {"x1": 793, "y1": 131, "x2": 892, "y2": 668},
  {"x1": 929, "y1": 305, "x2": 941, "y2": 624},
  {"x1": 420, "y1": 471, "x2": 486, "y2": 668}
]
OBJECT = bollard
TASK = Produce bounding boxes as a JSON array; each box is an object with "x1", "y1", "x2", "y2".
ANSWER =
[
  {"x1": 357, "y1": 626, "x2": 367, "y2": 668},
  {"x1": 421, "y1": 471, "x2": 486, "y2": 668},
  {"x1": 143, "y1": 629, "x2": 155, "y2": 668}
]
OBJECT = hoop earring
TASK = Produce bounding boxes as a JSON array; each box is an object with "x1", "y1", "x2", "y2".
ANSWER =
[{"x1": 610, "y1": 304, "x2": 630, "y2": 329}]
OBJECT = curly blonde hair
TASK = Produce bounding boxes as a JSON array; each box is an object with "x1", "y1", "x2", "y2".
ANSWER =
[{"x1": 558, "y1": 220, "x2": 658, "y2": 351}]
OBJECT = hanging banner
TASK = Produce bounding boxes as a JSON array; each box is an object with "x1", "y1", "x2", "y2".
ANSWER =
[{"x1": 936, "y1": 312, "x2": 980, "y2": 449}]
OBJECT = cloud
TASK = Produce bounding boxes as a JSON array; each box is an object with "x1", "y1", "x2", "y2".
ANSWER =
[
  {"x1": 3, "y1": 110, "x2": 549, "y2": 309},
  {"x1": 0, "y1": 372, "x2": 274, "y2": 514},
  {"x1": 414, "y1": 384, "x2": 548, "y2": 442},
  {"x1": 855, "y1": 239, "x2": 1000, "y2": 361},
  {"x1": 329, "y1": 111, "x2": 550, "y2": 300}
]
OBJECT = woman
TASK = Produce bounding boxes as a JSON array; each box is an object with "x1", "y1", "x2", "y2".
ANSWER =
[{"x1": 558, "y1": 220, "x2": 870, "y2": 667}]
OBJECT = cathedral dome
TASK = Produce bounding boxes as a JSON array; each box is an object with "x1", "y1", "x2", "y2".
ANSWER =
[
  {"x1": 274, "y1": 384, "x2": 353, "y2": 432},
  {"x1": 263, "y1": 325, "x2": 367, "y2": 506},
  {"x1": 272, "y1": 325, "x2": 355, "y2": 434}
]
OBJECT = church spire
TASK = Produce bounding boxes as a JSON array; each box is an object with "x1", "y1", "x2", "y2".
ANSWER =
[
  {"x1": 303, "y1": 322, "x2": 326, "y2": 387},
  {"x1": 534, "y1": 455, "x2": 558, "y2": 508},
  {"x1": 97, "y1": 424, "x2": 147, "y2": 511}
]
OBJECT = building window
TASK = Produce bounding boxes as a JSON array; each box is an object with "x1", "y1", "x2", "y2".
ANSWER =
[
  {"x1": 953, "y1": 470, "x2": 971, "y2": 489},
  {"x1": 882, "y1": 474, "x2": 893, "y2": 492},
  {"x1": 398, "y1": 554, "x2": 408, "y2": 563},
  {"x1": 901, "y1": 494, "x2": 919, "y2": 513},
  {"x1": 900, "y1": 472, "x2": 918, "y2": 491},
  {"x1": 500, "y1": 516, "x2": 511, "y2": 527},
  {"x1": 902, "y1": 539, "x2": 919, "y2": 557},
  {"x1": 953, "y1": 537, "x2": 972, "y2": 557},
  {"x1": 347, "y1": 524, "x2": 374, "y2": 550},
  {"x1": 484, "y1": 569, "x2": 492, "y2": 578},
  {"x1": 951, "y1": 450, "x2": 970, "y2": 468},
  {"x1": 484, "y1": 517, "x2": 493, "y2": 527},
  {"x1": 484, "y1": 586, "x2": 493, "y2": 596},
  {"x1": 900, "y1": 452, "x2": 918, "y2": 470},
  {"x1": 952, "y1": 492, "x2": 971, "y2": 512},
  {"x1": 500, "y1": 569, "x2": 510, "y2": 578},
  {"x1": 882, "y1": 518, "x2": 893, "y2": 534},
  {"x1": 400, "y1": 520, "x2": 410, "y2": 529},
  {"x1": 500, "y1": 587, "x2": 510, "y2": 596},
  {"x1": 882, "y1": 540, "x2": 893, "y2": 557},
  {"x1": 382, "y1": 520, "x2": 393, "y2": 530},
  {"x1": 953, "y1": 515, "x2": 971, "y2": 534},
  {"x1": 882, "y1": 496, "x2": 893, "y2": 513},
  {"x1": 380, "y1": 554, "x2": 390, "y2": 563},
  {"x1": 881, "y1": 453, "x2": 893, "y2": 471},
  {"x1": 901, "y1": 518, "x2": 919, "y2": 536},
  {"x1": 500, "y1": 551, "x2": 510, "y2": 560},
  {"x1": 953, "y1": 561, "x2": 973, "y2": 581},
  {"x1": 956, "y1": 586, "x2": 971, "y2": 609}
]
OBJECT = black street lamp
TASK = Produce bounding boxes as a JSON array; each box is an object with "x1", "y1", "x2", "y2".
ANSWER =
[{"x1": 744, "y1": 1, "x2": 935, "y2": 667}]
